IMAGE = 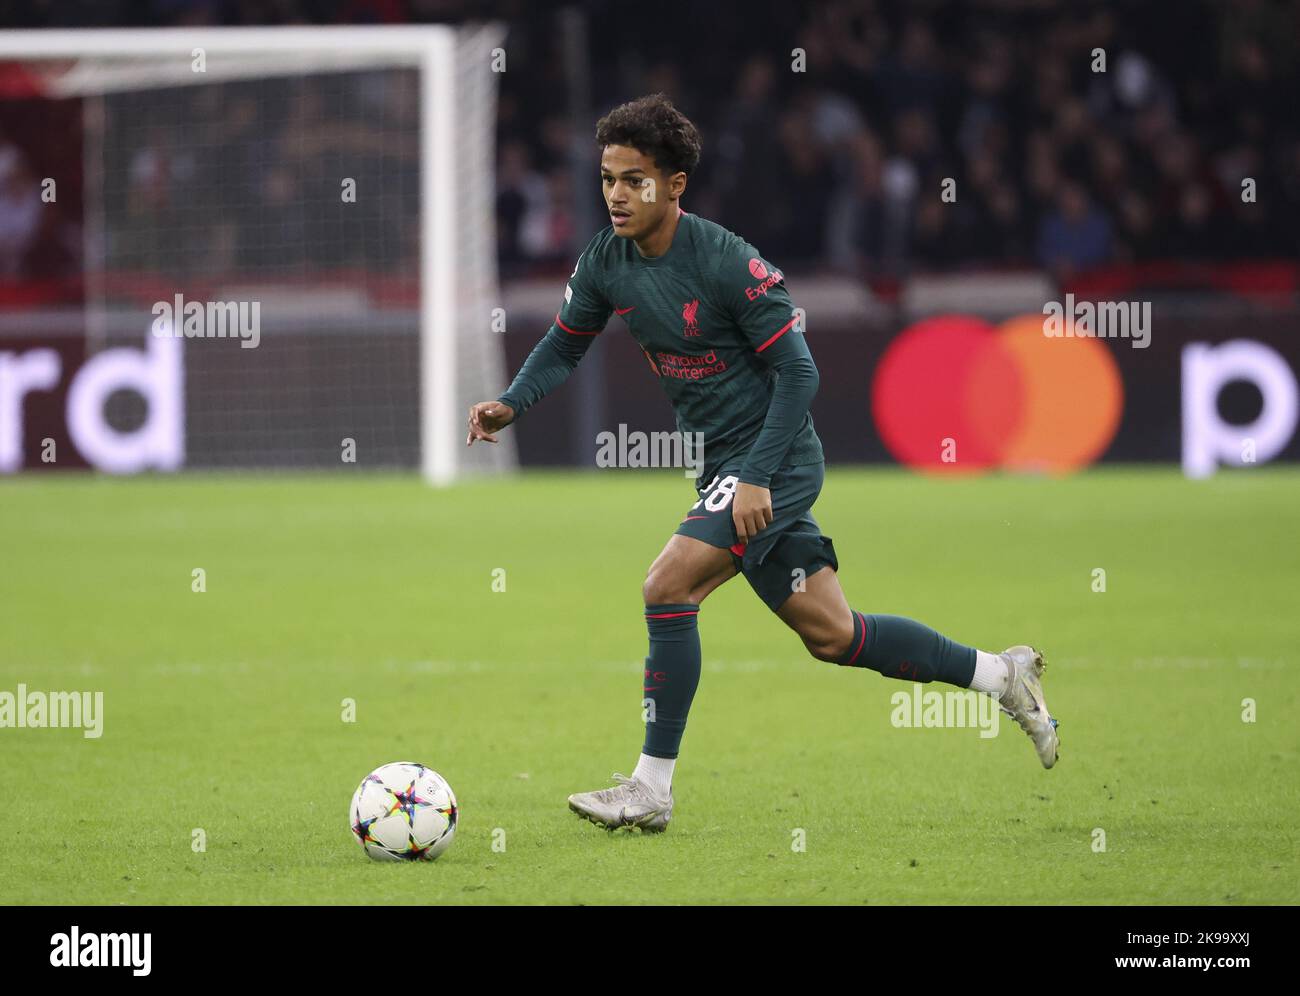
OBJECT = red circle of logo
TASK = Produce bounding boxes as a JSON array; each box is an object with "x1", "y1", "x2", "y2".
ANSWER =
[{"x1": 748, "y1": 258, "x2": 767, "y2": 280}]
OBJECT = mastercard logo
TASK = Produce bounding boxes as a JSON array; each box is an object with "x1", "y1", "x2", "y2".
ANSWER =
[{"x1": 871, "y1": 314, "x2": 1124, "y2": 474}]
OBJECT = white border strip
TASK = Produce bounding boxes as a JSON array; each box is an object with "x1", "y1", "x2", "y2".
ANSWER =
[
  {"x1": 421, "y1": 32, "x2": 457, "y2": 486},
  {"x1": 0, "y1": 26, "x2": 452, "y2": 58}
]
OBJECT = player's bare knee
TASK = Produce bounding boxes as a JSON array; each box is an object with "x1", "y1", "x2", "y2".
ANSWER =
[
  {"x1": 805, "y1": 634, "x2": 845, "y2": 663},
  {"x1": 798, "y1": 618, "x2": 855, "y2": 662},
  {"x1": 642, "y1": 566, "x2": 692, "y2": 606}
]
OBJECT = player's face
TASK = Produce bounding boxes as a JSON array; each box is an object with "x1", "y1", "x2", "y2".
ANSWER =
[{"x1": 600, "y1": 144, "x2": 681, "y2": 240}]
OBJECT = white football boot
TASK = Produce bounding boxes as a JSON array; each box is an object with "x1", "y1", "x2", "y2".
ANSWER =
[
  {"x1": 998, "y1": 645, "x2": 1060, "y2": 768},
  {"x1": 567, "y1": 774, "x2": 673, "y2": 832}
]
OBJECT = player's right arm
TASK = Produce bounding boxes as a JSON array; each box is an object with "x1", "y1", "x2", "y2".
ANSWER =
[{"x1": 467, "y1": 234, "x2": 612, "y2": 446}]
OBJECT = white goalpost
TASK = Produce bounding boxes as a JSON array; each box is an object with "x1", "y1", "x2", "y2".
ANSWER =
[{"x1": 0, "y1": 25, "x2": 513, "y2": 484}]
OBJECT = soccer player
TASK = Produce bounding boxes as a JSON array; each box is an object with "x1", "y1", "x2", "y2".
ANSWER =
[{"x1": 468, "y1": 94, "x2": 1059, "y2": 832}]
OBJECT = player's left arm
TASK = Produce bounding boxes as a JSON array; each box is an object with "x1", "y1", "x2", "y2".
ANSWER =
[{"x1": 716, "y1": 246, "x2": 820, "y2": 542}]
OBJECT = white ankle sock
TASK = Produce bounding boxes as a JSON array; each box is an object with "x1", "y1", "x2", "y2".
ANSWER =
[
  {"x1": 970, "y1": 650, "x2": 1010, "y2": 697},
  {"x1": 632, "y1": 753, "x2": 675, "y2": 798}
]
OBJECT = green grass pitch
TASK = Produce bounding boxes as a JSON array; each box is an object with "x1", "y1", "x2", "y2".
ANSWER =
[{"x1": 1, "y1": 467, "x2": 1297, "y2": 905}]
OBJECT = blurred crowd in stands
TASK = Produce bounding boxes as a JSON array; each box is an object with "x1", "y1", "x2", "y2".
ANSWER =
[
  {"x1": 1, "y1": 0, "x2": 1297, "y2": 282},
  {"x1": 102, "y1": 73, "x2": 420, "y2": 276},
  {"x1": 498, "y1": 0, "x2": 1300, "y2": 279}
]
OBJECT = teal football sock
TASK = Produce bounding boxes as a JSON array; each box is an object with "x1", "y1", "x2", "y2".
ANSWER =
[
  {"x1": 837, "y1": 611, "x2": 977, "y2": 686},
  {"x1": 640, "y1": 603, "x2": 702, "y2": 760}
]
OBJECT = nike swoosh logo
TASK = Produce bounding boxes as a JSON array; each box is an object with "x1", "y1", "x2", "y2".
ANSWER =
[
  {"x1": 621, "y1": 804, "x2": 658, "y2": 822},
  {"x1": 615, "y1": 306, "x2": 636, "y2": 315}
]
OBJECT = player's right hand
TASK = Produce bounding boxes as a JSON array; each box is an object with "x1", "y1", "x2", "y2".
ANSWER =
[{"x1": 467, "y1": 401, "x2": 515, "y2": 446}]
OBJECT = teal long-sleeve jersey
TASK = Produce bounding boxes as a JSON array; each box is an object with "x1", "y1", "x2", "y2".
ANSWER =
[{"x1": 497, "y1": 210, "x2": 824, "y2": 488}]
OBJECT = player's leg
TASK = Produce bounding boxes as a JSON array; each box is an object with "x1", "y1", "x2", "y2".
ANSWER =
[
  {"x1": 775, "y1": 564, "x2": 1060, "y2": 767},
  {"x1": 638, "y1": 533, "x2": 736, "y2": 777},
  {"x1": 629, "y1": 474, "x2": 745, "y2": 805},
  {"x1": 776, "y1": 565, "x2": 978, "y2": 684},
  {"x1": 643, "y1": 532, "x2": 738, "y2": 603},
  {"x1": 568, "y1": 533, "x2": 736, "y2": 831}
]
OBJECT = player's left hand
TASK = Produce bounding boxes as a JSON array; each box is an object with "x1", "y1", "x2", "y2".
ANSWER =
[{"x1": 733, "y1": 482, "x2": 773, "y2": 544}]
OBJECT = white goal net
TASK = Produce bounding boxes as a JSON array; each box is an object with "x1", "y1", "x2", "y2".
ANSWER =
[{"x1": 0, "y1": 25, "x2": 514, "y2": 483}]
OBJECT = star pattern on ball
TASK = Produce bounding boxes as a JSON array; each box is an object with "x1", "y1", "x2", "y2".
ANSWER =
[
  {"x1": 351, "y1": 814, "x2": 380, "y2": 845},
  {"x1": 385, "y1": 777, "x2": 439, "y2": 829},
  {"x1": 398, "y1": 835, "x2": 434, "y2": 860},
  {"x1": 352, "y1": 765, "x2": 456, "y2": 862},
  {"x1": 437, "y1": 801, "x2": 458, "y2": 829}
]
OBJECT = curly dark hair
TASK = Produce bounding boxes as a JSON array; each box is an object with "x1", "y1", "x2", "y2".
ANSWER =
[{"x1": 595, "y1": 93, "x2": 702, "y2": 176}]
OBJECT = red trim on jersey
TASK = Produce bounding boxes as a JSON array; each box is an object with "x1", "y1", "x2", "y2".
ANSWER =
[
  {"x1": 645, "y1": 610, "x2": 699, "y2": 620},
  {"x1": 730, "y1": 542, "x2": 747, "y2": 557},
  {"x1": 755, "y1": 316, "x2": 797, "y2": 353},
  {"x1": 555, "y1": 313, "x2": 601, "y2": 335}
]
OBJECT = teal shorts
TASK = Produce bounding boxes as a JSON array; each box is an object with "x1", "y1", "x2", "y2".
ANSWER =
[{"x1": 675, "y1": 461, "x2": 839, "y2": 612}]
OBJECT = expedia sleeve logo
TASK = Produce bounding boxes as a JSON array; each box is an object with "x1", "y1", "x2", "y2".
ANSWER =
[{"x1": 744, "y1": 258, "x2": 784, "y2": 302}]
